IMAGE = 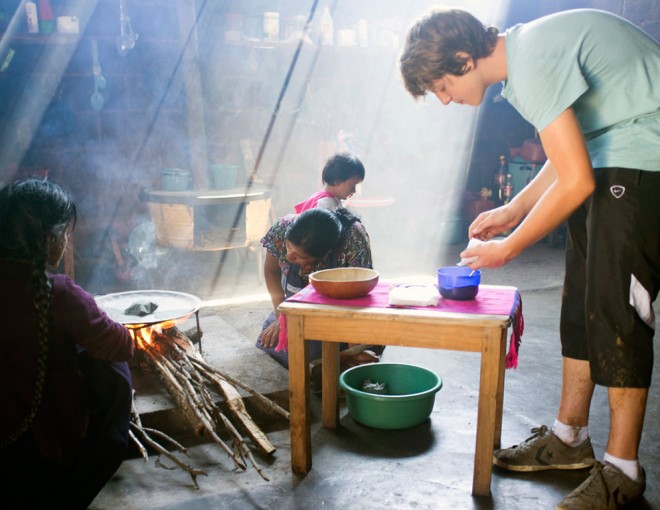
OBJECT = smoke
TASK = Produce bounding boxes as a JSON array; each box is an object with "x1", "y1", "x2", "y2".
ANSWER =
[{"x1": 0, "y1": 0, "x2": 510, "y2": 299}]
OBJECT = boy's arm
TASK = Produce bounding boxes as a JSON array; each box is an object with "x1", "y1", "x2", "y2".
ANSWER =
[{"x1": 465, "y1": 107, "x2": 595, "y2": 268}]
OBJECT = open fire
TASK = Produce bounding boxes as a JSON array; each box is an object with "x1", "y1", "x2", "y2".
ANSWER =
[{"x1": 126, "y1": 318, "x2": 289, "y2": 487}]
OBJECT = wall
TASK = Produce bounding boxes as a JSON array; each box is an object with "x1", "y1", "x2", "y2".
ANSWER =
[
  {"x1": 0, "y1": 0, "x2": 658, "y2": 295},
  {"x1": 0, "y1": 0, "x2": 191, "y2": 290},
  {"x1": 467, "y1": 0, "x2": 660, "y2": 198}
]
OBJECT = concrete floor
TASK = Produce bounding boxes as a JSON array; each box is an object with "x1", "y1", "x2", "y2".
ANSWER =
[{"x1": 90, "y1": 241, "x2": 659, "y2": 509}]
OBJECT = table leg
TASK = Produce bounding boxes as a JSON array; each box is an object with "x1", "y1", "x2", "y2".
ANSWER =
[
  {"x1": 321, "y1": 341, "x2": 340, "y2": 429},
  {"x1": 472, "y1": 327, "x2": 507, "y2": 496},
  {"x1": 494, "y1": 328, "x2": 508, "y2": 449},
  {"x1": 287, "y1": 315, "x2": 312, "y2": 474}
]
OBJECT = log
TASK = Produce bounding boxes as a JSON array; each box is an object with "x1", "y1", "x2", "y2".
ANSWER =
[
  {"x1": 158, "y1": 350, "x2": 247, "y2": 471},
  {"x1": 129, "y1": 393, "x2": 207, "y2": 488},
  {"x1": 139, "y1": 343, "x2": 205, "y2": 435},
  {"x1": 190, "y1": 357, "x2": 290, "y2": 420},
  {"x1": 132, "y1": 325, "x2": 281, "y2": 482},
  {"x1": 164, "y1": 327, "x2": 286, "y2": 452},
  {"x1": 207, "y1": 370, "x2": 275, "y2": 455}
]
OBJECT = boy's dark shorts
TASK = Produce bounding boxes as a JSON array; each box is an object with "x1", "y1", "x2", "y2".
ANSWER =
[{"x1": 560, "y1": 167, "x2": 660, "y2": 388}]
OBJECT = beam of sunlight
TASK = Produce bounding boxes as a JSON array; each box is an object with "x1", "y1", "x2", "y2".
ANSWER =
[
  {"x1": 0, "y1": 0, "x2": 511, "y2": 301},
  {"x1": 0, "y1": 0, "x2": 98, "y2": 169}
]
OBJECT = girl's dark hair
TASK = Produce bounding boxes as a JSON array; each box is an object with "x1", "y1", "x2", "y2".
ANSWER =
[
  {"x1": 321, "y1": 153, "x2": 365, "y2": 186},
  {"x1": 0, "y1": 178, "x2": 77, "y2": 447},
  {"x1": 285, "y1": 207, "x2": 360, "y2": 259},
  {"x1": 0, "y1": 178, "x2": 77, "y2": 261},
  {"x1": 400, "y1": 8, "x2": 499, "y2": 98}
]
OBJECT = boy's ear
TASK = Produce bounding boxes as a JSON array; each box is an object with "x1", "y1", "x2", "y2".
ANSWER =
[{"x1": 455, "y1": 51, "x2": 474, "y2": 73}]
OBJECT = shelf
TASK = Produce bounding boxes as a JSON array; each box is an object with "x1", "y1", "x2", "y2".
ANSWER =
[
  {"x1": 0, "y1": 32, "x2": 79, "y2": 45},
  {"x1": 222, "y1": 38, "x2": 399, "y2": 54},
  {"x1": 139, "y1": 186, "x2": 272, "y2": 206}
]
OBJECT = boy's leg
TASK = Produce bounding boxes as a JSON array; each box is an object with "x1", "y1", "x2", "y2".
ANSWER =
[
  {"x1": 607, "y1": 386, "x2": 648, "y2": 460},
  {"x1": 557, "y1": 357, "x2": 594, "y2": 427},
  {"x1": 492, "y1": 202, "x2": 596, "y2": 472}
]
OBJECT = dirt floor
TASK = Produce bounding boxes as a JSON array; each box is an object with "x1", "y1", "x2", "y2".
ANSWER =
[{"x1": 90, "y1": 241, "x2": 659, "y2": 509}]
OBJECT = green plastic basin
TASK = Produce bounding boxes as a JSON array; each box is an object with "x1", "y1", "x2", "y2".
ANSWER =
[{"x1": 339, "y1": 363, "x2": 442, "y2": 430}]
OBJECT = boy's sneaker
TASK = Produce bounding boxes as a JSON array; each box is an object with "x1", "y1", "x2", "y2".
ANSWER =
[
  {"x1": 493, "y1": 425, "x2": 595, "y2": 472},
  {"x1": 556, "y1": 461, "x2": 646, "y2": 509}
]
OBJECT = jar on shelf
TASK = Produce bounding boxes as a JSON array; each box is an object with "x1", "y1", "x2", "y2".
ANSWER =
[{"x1": 263, "y1": 11, "x2": 279, "y2": 43}]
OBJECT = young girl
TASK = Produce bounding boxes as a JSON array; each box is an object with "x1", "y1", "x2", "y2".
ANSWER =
[
  {"x1": 0, "y1": 179, "x2": 134, "y2": 509},
  {"x1": 294, "y1": 152, "x2": 365, "y2": 213}
]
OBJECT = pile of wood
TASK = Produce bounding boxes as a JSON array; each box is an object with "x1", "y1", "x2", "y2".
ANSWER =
[{"x1": 129, "y1": 325, "x2": 289, "y2": 487}]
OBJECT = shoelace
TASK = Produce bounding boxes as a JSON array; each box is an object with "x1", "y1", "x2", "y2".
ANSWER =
[
  {"x1": 513, "y1": 425, "x2": 549, "y2": 449},
  {"x1": 569, "y1": 462, "x2": 611, "y2": 503}
]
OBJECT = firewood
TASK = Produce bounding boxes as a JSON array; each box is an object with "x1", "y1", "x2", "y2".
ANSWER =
[
  {"x1": 129, "y1": 394, "x2": 207, "y2": 488},
  {"x1": 167, "y1": 329, "x2": 289, "y2": 419},
  {"x1": 139, "y1": 342, "x2": 205, "y2": 435},
  {"x1": 216, "y1": 411, "x2": 270, "y2": 481},
  {"x1": 130, "y1": 325, "x2": 282, "y2": 483},
  {"x1": 164, "y1": 327, "x2": 288, "y2": 437},
  {"x1": 206, "y1": 371, "x2": 275, "y2": 456},
  {"x1": 158, "y1": 352, "x2": 247, "y2": 471},
  {"x1": 190, "y1": 357, "x2": 290, "y2": 420}
]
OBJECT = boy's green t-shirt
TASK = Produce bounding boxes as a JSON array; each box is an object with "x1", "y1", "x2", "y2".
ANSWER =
[{"x1": 502, "y1": 9, "x2": 660, "y2": 171}]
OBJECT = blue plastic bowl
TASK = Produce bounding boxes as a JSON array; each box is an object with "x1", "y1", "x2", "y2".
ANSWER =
[
  {"x1": 339, "y1": 363, "x2": 442, "y2": 429},
  {"x1": 437, "y1": 266, "x2": 481, "y2": 300}
]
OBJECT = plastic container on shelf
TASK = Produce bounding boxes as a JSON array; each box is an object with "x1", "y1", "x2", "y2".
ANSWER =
[
  {"x1": 161, "y1": 168, "x2": 191, "y2": 191},
  {"x1": 508, "y1": 156, "x2": 539, "y2": 197},
  {"x1": 209, "y1": 164, "x2": 238, "y2": 190}
]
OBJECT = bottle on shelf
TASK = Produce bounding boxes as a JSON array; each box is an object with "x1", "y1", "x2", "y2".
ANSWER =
[
  {"x1": 319, "y1": 6, "x2": 333, "y2": 46},
  {"x1": 38, "y1": 0, "x2": 54, "y2": 34},
  {"x1": 492, "y1": 154, "x2": 506, "y2": 206},
  {"x1": 263, "y1": 11, "x2": 279, "y2": 43},
  {"x1": 25, "y1": 1, "x2": 39, "y2": 33},
  {"x1": 502, "y1": 173, "x2": 514, "y2": 204},
  {"x1": 357, "y1": 18, "x2": 368, "y2": 47},
  {"x1": 499, "y1": 172, "x2": 515, "y2": 236}
]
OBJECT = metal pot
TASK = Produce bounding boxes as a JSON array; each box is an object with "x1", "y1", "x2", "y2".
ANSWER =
[{"x1": 95, "y1": 290, "x2": 201, "y2": 328}]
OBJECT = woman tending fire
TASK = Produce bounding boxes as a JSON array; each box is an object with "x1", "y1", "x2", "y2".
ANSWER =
[{"x1": 0, "y1": 179, "x2": 134, "y2": 508}]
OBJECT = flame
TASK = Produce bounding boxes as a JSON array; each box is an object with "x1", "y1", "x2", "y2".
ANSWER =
[
  {"x1": 125, "y1": 314, "x2": 192, "y2": 350},
  {"x1": 127, "y1": 315, "x2": 188, "y2": 350}
]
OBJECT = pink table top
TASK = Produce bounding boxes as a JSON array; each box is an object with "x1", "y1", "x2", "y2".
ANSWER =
[{"x1": 285, "y1": 281, "x2": 524, "y2": 368}]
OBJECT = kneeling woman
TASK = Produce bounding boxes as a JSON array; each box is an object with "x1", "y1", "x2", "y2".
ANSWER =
[{"x1": 257, "y1": 207, "x2": 382, "y2": 369}]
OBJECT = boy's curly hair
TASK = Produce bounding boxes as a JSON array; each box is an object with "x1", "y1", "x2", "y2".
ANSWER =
[{"x1": 400, "y1": 8, "x2": 499, "y2": 99}]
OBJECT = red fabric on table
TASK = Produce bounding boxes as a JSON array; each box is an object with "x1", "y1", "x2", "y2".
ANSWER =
[{"x1": 284, "y1": 282, "x2": 524, "y2": 368}]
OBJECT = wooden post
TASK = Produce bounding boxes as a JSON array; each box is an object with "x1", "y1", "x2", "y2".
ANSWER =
[{"x1": 177, "y1": 0, "x2": 209, "y2": 189}]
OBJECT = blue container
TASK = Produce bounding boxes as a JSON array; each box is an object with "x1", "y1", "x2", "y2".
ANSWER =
[
  {"x1": 210, "y1": 164, "x2": 239, "y2": 190},
  {"x1": 437, "y1": 266, "x2": 481, "y2": 300},
  {"x1": 161, "y1": 168, "x2": 191, "y2": 191},
  {"x1": 508, "y1": 156, "x2": 539, "y2": 197}
]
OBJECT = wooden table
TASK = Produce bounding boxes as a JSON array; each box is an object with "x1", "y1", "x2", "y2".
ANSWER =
[{"x1": 279, "y1": 293, "x2": 515, "y2": 497}]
